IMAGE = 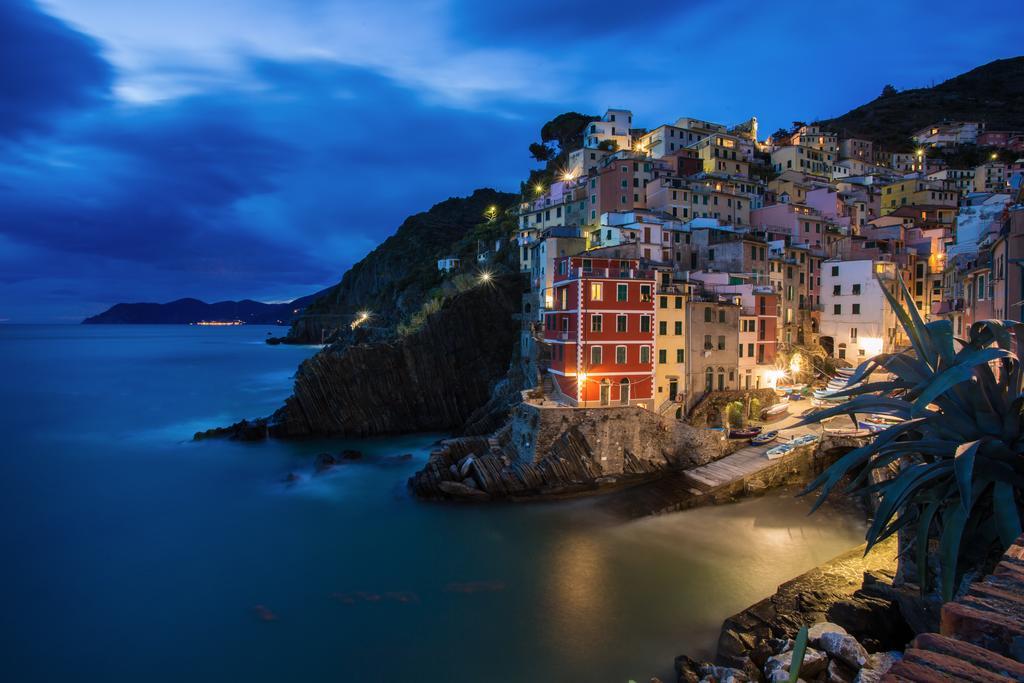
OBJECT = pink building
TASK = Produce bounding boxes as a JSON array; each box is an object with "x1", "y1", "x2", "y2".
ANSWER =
[{"x1": 751, "y1": 202, "x2": 830, "y2": 249}]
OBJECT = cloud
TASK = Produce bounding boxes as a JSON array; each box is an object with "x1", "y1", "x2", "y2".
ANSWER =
[{"x1": 0, "y1": 0, "x2": 113, "y2": 139}]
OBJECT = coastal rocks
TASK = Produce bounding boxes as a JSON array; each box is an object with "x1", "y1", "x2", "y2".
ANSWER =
[
  {"x1": 194, "y1": 417, "x2": 269, "y2": 441},
  {"x1": 408, "y1": 405, "x2": 699, "y2": 501},
  {"x1": 715, "y1": 536, "x2": 901, "y2": 669},
  {"x1": 817, "y1": 632, "x2": 868, "y2": 670},
  {"x1": 808, "y1": 622, "x2": 848, "y2": 644},
  {"x1": 765, "y1": 646, "x2": 828, "y2": 679},
  {"x1": 267, "y1": 273, "x2": 523, "y2": 437},
  {"x1": 314, "y1": 453, "x2": 338, "y2": 471}
]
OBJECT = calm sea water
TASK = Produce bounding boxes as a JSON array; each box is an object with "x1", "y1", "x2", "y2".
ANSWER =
[{"x1": 0, "y1": 325, "x2": 866, "y2": 682}]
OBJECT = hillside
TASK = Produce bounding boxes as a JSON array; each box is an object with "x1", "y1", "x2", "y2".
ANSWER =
[
  {"x1": 82, "y1": 293, "x2": 320, "y2": 325},
  {"x1": 817, "y1": 56, "x2": 1024, "y2": 149},
  {"x1": 282, "y1": 187, "x2": 518, "y2": 344}
]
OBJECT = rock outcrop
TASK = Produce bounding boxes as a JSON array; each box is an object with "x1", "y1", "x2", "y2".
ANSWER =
[{"x1": 197, "y1": 273, "x2": 524, "y2": 440}]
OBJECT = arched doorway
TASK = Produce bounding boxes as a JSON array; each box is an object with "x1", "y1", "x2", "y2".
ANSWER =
[
  {"x1": 619, "y1": 378, "x2": 630, "y2": 405},
  {"x1": 599, "y1": 379, "x2": 610, "y2": 406},
  {"x1": 820, "y1": 335, "x2": 834, "y2": 357},
  {"x1": 705, "y1": 368, "x2": 713, "y2": 392}
]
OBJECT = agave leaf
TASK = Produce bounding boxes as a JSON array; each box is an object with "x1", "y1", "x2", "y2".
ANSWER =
[
  {"x1": 911, "y1": 348, "x2": 1012, "y2": 416},
  {"x1": 993, "y1": 481, "x2": 1022, "y2": 548},
  {"x1": 826, "y1": 380, "x2": 909, "y2": 399},
  {"x1": 879, "y1": 273, "x2": 930, "y2": 369},
  {"x1": 867, "y1": 462, "x2": 952, "y2": 550},
  {"x1": 954, "y1": 441, "x2": 981, "y2": 513},
  {"x1": 917, "y1": 498, "x2": 941, "y2": 595},
  {"x1": 924, "y1": 319, "x2": 956, "y2": 368},
  {"x1": 788, "y1": 625, "x2": 809, "y2": 683},
  {"x1": 940, "y1": 502, "x2": 971, "y2": 602},
  {"x1": 899, "y1": 273, "x2": 935, "y2": 366},
  {"x1": 969, "y1": 320, "x2": 1014, "y2": 351},
  {"x1": 796, "y1": 396, "x2": 917, "y2": 428}
]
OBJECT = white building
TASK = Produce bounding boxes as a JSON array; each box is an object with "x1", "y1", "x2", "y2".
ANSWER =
[
  {"x1": 437, "y1": 257, "x2": 460, "y2": 272},
  {"x1": 819, "y1": 260, "x2": 901, "y2": 363},
  {"x1": 584, "y1": 109, "x2": 633, "y2": 150}
]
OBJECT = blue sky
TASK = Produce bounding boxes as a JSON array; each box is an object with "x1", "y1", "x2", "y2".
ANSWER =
[{"x1": 1, "y1": 0, "x2": 1021, "y2": 322}]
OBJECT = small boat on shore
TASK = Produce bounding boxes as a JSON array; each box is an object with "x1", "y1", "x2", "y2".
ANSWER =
[
  {"x1": 788, "y1": 433, "x2": 819, "y2": 447},
  {"x1": 825, "y1": 426, "x2": 874, "y2": 437},
  {"x1": 728, "y1": 426, "x2": 762, "y2": 439},
  {"x1": 765, "y1": 443, "x2": 792, "y2": 460},
  {"x1": 751, "y1": 430, "x2": 778, "y2": 445},
  {"x1": 762, "y1": 402, "x2": 789, "y2": 422}
]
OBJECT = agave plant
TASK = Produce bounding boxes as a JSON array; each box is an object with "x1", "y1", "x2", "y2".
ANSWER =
[{"x1": 799, "y1": 274, "x2": 1024, "y2": 601}]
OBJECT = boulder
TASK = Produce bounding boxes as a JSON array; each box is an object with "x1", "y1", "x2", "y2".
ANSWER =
[
  {"x1": 766, "y1": 671, "x2": 804, "y2": 683},
  {"x1": 697, "y1": 664, "x2": 749, "y2": 682},
  {"x1": 818, "y1": 632, "x2": 869, "y2": 670},
  {"x1": 314, "y1": 452, "x2": 338, "y2": 471},
  {"x1": 674, "y1": 655, "x2": 703, "y2": 683},
  {"x1": 827, "y1": 658, "x2": 857, "y2": 683},
  {"x1": 765, "y1": 646, "x2": 827, "y2": 679},
  {"x1": 808, "y1": 621, "x2": 848, "y2": 646},
  {"x1": 437, "y1": 480, "x2": 490, "y2": 500},
  {"x1": 459, "y1": 455, "x2": 475, "y2": 477},
  {"x1": 852, "y1": 651, "x2": 900, "y2": 683}
]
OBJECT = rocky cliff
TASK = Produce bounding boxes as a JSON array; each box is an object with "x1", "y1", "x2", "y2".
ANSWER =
[
  {"x1": 278, "y1": 188, "x2": 517, "y2": 344},
  {"x1": 258, "y1": 272, "x2": 524, "y2": 437}
]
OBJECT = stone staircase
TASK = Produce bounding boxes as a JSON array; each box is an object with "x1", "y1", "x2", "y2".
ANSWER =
[{"x1": 883, "y1": 535, "x2": 1024, "y2": 681}]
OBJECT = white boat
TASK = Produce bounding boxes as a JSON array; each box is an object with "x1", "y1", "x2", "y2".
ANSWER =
[
  {"x1": 763, "y1": 402, "x2": 789, "y2": 422},
  {"x1": 766, "y1": 443, "x2": 792, "y2": 460},
  {"x1": 789, "y1": 434, "x2": 819, "y2": 447}
]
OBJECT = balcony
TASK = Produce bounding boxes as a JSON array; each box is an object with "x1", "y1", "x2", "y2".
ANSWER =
[{"x1": 570, "y1": 266, "x2": 656, "y2": 281}]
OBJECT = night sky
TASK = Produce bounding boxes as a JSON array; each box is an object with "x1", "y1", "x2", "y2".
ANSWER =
[{"x1": 2, "y1": 0, "x2": 1021, "y2": 322}]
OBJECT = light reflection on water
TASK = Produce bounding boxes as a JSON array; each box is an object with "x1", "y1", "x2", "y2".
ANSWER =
[{"x1": 0, "y1": 325, "x2": 869, "y2": 683}]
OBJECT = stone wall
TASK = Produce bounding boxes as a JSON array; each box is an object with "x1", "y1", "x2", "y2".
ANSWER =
[{"x1": 688, "y1": 388, "x2": 779, "y2": 427}]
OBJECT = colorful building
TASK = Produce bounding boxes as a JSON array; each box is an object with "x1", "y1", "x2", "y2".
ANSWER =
[{"x1": 543, "y1": 256, "x2": 655, "y2": 407}]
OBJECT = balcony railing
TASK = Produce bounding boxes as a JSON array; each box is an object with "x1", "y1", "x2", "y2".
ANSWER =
[{"x1": 567, "y1": 267, "x2": 656, "y2": 281}]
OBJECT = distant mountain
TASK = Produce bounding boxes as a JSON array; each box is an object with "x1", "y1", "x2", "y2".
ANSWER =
[
  {"x1": 82, "y1": 293, "x2": 320, "y2": 325},
  {"x1": 817, "y1": 56, "x2": 1024, "y2": 149}
]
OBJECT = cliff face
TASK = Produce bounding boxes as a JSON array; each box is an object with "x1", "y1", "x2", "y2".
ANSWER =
[
  {"x1": 266, "y1": 273, "x2": 524, "y2": 437},
  {"x1": 280, "y1": 188, "x2": 517, "y2": 344}
]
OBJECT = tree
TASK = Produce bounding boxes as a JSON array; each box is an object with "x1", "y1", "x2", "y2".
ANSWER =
[
  {"x1": 791, "y1": 121, "x2": 806, "y2": 130},
  {"x1": 540, "y1": 112, "x2": 598, "y2": 152},
  {"x1": 528, "y1": 142, "x2": 555, "y2": 162},
  {"x1": 799, "y1": 274, "x2": 1024, "y2": 602},
  {"x1": 881, "y1": 84, "x2": 898, "y2": 97},
  {"x1": 771, "y1": 128, "x2": 790, "y2": 141}
]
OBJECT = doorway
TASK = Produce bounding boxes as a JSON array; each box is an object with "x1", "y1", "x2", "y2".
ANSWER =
[{"x1": 619, "y1": 378, "x2": 630, "y2": 405}]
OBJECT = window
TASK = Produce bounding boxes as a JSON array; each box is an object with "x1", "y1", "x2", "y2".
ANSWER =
[
  {"x1": 718, "y1": 335, "x2": 725, "y2": 350},
  {"x1": 590, "y1": 283, "x2": 603, "y2": 301},
  {"x1": 640, "y1": 285, "x2": 652, "y2": 303},
  {"x1": 591, "y1": 314, "x2": 602, "y2": 332},
  {"x1": 852, "y1": 284, "x2": 861, "y2": 295},
  {"x1": 738, "y1": 344, "x2": 743, "y2": 358},
  {"x1": 640, "y1": 316, "x2": 651, "y2": 333},
  {"x1": 852, "y1": 304, "x2": 860, "y2": 314},
  {"x1": 748, "y1": 343, "x2": 754, "y2": 357},
  {"x1": 676, "y1": 349, "x2": 684, "y2": 363},
  {"x1": 674, "y1": 321, "x2": 682, "y2": 335},
  {"x1": 831, "y1": 265, "x2": 839, "y2": 277},
  {"x1": 705, "y1": 368, "x2": 714, "y2": 391},
  {"x1": 675, "y1": 297, "x2": 682, "y2": 309},
  {"x1": 658, "y1": 349, "x2": 667, "y2": 364},
  {"x1": 640, "y1": 346, "x2": 650, "y2": 364},
  {"x1": 616, "y1": 315, "x2": 627, "y2": 332},
  {"x1": 582, "y1": 259, "x2": 592, "y2": 272},
  {"x1": 615, "y1": 346, "x2": 627, "y2": 364},
  {"x1": 704, "y1": 308, "x2": 712, "y2": 322},
  {"x1": 833, "y1": 304, "x2": 841, "y2": 315},
  {"x1": 659, "y1": 296, "x2": 668, "y2": 309},
  {"x1": 704, "y1": 334, "x2": 713, "y2": 350},
  {"x1": 718, "y1": 310, "x2": 725, "y2": 323},
  {"x1": 591, "y1": 346, "x2": 602, "y2": 365},
  {"x1": 833, "y1": 285, "x2": 841, "y2": 296},
  {"x1": 659, "y1": 321, "x2": 667, "y2": 335},
  {"x1": 850, "y1": 328, "x2": 858, "y2": 340}
]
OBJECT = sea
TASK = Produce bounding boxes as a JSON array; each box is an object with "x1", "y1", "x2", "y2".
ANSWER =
[{"x1": 0, "y1": 324, "x2": 866, "y2": 682}]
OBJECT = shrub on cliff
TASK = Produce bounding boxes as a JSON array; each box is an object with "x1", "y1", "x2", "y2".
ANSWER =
[{"x1": 799, "y1": 274, "x2": 1024, "y2": 602}]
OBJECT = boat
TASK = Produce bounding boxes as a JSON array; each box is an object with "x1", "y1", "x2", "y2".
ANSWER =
[
  {"x1": 824, "y1": 427, "x2": 874, "y2": 437},
  {"x1": 789, "y1": 433, "x2": 819, "y2": 447},
  {"x1": 728, "y1": 426, "x2": 763, "y2": 439},
  {"x1": 751, "y1": 430, "x2": 778, "y2": 445},
  {"x1": 765, "y1": 443, "x2": 793, "y2": 460},
  {"x1": 762, "y1": 403, "x2": 789, "y2": 422}
]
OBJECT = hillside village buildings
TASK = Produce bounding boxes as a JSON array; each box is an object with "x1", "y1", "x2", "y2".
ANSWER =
[{"x1": 513, "y1": 109, "x2": 1024, "y2": 415}]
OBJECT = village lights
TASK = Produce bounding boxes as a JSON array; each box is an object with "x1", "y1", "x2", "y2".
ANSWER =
[
  {"x1": 534, "y1": 183, "x2": 544, "y2": 195},
  {"x1": 765, "y1": 369, "x2": 786, "y2": 388},
  {"x1": 576, "y1": 371, "x2": 588, "y2": 384},
  {"x1": 560, "y1": 170, "x2": 577, "y2": 183},
  {"x1": 860, "y1": 336, "x2": 884, "y2": 358},
  {"x1": 478, "y1": 270, "x2": 493, "y2": 284},
  {"x1": 789, "y1": 353, "x2": 802, "y2": 376},
  {"x1": 484, "y1": 205, "x2": 498, "y2": 221},
  {"x1": 350, "y1": 310, "x2": 371, "y2": 330},
  {"x1": 992, "y1": 152, "x2": 999, "y2": 160}
]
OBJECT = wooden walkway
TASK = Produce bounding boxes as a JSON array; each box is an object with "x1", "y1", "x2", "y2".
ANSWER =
[{"x1": 682, "y1": 426, "x2": 815, "y2": 491}]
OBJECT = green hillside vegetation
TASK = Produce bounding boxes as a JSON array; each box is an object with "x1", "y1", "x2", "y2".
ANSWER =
[{"x1": 817, "y1": 56, "x2": 1024, "y2": 150}]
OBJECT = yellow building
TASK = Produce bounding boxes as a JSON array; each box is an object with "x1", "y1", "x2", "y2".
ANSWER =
[
  {"x1": 881, "y1": 177, "x2": 958, "y2": 214},
  {"x1": 693, "y1": 134, "x2": 750, "y2": 177},
  {"x1": 654, "y1": 284, "x2": 688, "y2": 418}
]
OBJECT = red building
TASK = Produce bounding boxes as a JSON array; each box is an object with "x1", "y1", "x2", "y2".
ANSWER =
[{"x1": 543, "y1": 256, "x2": 655, "y2": 407}]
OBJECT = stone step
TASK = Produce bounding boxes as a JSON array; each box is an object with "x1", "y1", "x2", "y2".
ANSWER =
[
  {"x1": 884, "y1": 648, "x2": 1016, "y2": 682},
  {"x1": 910, "y1": 633, "x2": 1024, "y2": 680}
]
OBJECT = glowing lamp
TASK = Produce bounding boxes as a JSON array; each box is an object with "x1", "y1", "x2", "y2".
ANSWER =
[{"x1": 860, "y1": 336, "x2": 884, "y2": 357}]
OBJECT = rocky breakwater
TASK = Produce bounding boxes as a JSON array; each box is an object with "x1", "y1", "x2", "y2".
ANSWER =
[
  {"x1": 198, "y1": 273, "x2": 524, "y2": 440},
  {"x1": 408, "y1": 402, "x2": 727, "y2": 500}
]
